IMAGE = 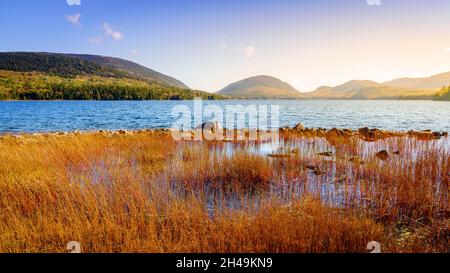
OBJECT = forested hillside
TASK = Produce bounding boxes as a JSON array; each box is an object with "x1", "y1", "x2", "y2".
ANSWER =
[
  {"x1": 0, "y1": 52, "x2": 128, "y2": 79},
  {"x1": 0, "y1": 70, "x2": 223, "y2": 100},
  {"x1": 434, "y1": 85, "x2": 450, "y2": 101},
  {"x1": 0, "y1": 52, "x2": 223, "y2": 100}
]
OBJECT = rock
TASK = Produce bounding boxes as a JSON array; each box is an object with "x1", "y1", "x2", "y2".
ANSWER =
[
  {"x1": 117, "y1": 130, "x2": 131, "y2": 135},
  {"x1": 196, "y1": 122, "x2": 222, "y2": 133},
  {"x1": 326, "y1": 128, "x2": 346, "y2": 137},
  {"x1": 317, "y1": 151, "x2": 333, "y2": 157},
  {"x1": 358, "y1": 127, "x2": 370, "y2": 136},
  {"x1": 415, "y1": 131, "x2": 433, "y2": 139},
  {"x1": 432, "y1": 131, "x2": 447, "y2": 138},
  {"x1": 358, "y1": 127, "x2": 386, "y2": 140},
  {"x1": 293, "y1": 123, "x2": 305, "y2": 131},
  {"x1": 376, "y1": 150, "x2": 389, "y2": 161}
]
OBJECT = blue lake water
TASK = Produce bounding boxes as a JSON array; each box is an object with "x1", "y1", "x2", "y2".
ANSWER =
[{"x1": 0, "y1": 100, "x2": 449, "y2": 133}]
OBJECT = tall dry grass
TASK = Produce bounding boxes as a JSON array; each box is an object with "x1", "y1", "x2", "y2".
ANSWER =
[{"x1": 0, "y1": 131, "x2": 448, "y2": 253}]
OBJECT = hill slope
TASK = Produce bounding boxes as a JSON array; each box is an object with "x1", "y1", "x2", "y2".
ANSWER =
[
  {"x1": 218, "y1": 75, "x2": 305, "y2": 99},
  {"x1": 0, "y1": 52, "x2": 125, "y2": 78},
  {"x1": 0, "y1": 52, "x2": 223, "y2": 100},
  {"x1": 383, "y1": 72, "x2": 450, "y2": 89},
  {"x1": 66, "y1": 54, "x2": 189, "y2": 89},
  {"x1": 0, "y1": 52, "x2": 189, "y2": 89},
  {"x1": 307, "y1": 80, "x2": 436, "y2": 99}
]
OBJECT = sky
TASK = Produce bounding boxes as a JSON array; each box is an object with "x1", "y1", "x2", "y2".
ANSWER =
[{"x1": 1, "y1": 0, "x2": 450, "y2": 92}]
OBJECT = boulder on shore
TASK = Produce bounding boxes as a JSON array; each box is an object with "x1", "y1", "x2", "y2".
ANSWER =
[
  {"x1": 195, "y1": 121, "x2": 222, "y2": 133},
  {"x1": 326, "y1": 128, "x2": 346, "y2": 137},
  {"x1": 293, "y1": 123, "x2": 305, "y2": 131}
]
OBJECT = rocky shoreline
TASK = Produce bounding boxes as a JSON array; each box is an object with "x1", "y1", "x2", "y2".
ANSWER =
[{"x1": 0, "y1": 123, "x2": 448, "y2": 142}]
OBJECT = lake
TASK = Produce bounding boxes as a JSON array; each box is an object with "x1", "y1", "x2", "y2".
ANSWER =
[{"x1": 0, "y1": 100, "x2": 449, "y2": 133}]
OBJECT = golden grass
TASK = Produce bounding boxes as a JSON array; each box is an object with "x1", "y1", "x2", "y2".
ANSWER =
[{"x1": 0, "y1": 131, "x2": 448, "y2": 253}]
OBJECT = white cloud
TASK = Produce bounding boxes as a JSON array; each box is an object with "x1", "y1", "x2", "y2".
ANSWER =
[
  {"x1": 366, "y1": 0, "x2": 381, "y2": 6},
  {"x1": 65, "y1": 13, "x2": 81, "y2": 26},
  {"x1": 130, "y1": 49, "x2": 139, "y2": 56},
  {"x1": 88, "y1": 37, "x2": 103, "y2": 44},
  {"x1": 66, "y1": 0, "x2": 81, "y2": 6},
  {"x1": 102, "y1": 23, "x2": 124, "y2": 41},
  {"x1": 238, "y1": 46, "x2": 256, "y2": 58}
]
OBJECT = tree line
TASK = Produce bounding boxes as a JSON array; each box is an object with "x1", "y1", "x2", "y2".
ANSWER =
[{"x1": 434, "y1": 85, "x2": 450, "y2": 101}]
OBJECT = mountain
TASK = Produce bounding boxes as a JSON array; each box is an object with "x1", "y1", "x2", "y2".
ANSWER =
[
  {"x1": 383, "y1": 72, "x2": 450, "y2": 89},
  {"x1": 0, "y1": 52, "x2": 224, "y2": 100},
  {"x1": 66, "y1": 54, "x2": 189, "y2": 89},
  {"x1": 307, "y1": 80, "x2": 437, "y2": 100},
  {"x1": 307, "y1": 71, "x2": 450, "y2": 100},
  {"x1": 217, "y1": 75, "x2": 305, "y2": 99},
  {"x1": 0, "y1": 52, "x2": 189, "y2": 89}
]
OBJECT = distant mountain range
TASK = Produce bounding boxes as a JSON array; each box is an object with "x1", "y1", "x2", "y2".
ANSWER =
[
  {"x1": 305, "y1": 80, "x2": 436, "y2": 100},
  {"x1": 0, "y1": 51, "x2": 449, "y2": 100},
  {"x1": 217, "y1": 72, "x2": 450, "y2": 100},
  {"x1": 382, "y1": 72, "x2": 450, "y2": 89},
  {"x1": 217, "y1": 75, "x2": 306, "y2": 99}
]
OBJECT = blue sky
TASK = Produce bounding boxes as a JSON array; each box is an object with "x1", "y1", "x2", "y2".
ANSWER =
[{"x1": 1, "y1": 0, "x2": 450, "y2": 91}]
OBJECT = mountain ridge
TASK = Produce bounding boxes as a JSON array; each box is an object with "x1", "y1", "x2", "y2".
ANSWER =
[
  {"x1": 66, "y1": 53, "x2": 189, "y2": 89},
  {"x1": 0, "y1": 52, "x2": 189, "y2": 89},
  {"x1": 382, "y1": 71, "x2": 450, "y2": 89}
]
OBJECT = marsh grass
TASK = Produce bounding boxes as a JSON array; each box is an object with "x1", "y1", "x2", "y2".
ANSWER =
[{"x1": 0, "y1": 131, "x2": 448, "y2": 252}]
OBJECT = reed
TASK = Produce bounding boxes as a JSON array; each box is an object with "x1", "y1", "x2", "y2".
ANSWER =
[{"x1": 0, "y1": 131, "x2": 448, "y2": 253}]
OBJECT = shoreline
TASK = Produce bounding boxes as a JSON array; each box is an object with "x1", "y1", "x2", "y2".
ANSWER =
[{"x1": 1, "y1": 126, "x2": 448, "y2": 141}]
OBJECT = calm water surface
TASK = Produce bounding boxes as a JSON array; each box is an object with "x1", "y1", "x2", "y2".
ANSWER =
[{"x1": 0, "y1": 100, "x2": 449, "y2": 133}]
